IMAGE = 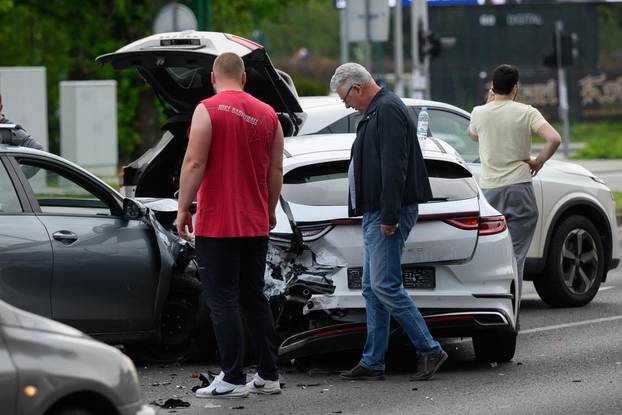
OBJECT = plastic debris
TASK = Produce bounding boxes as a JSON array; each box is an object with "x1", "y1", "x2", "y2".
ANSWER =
[
  {"x1": 296, "y1": 383, "x2": 321, "y2": 389},
  {"x1": 150, "y1": 398, "x2": 191, "y2": 409}
]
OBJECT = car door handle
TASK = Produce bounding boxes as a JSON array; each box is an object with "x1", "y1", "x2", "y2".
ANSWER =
[{"x1": 52, "y1": 230, "x2": 78, "y2": 244}]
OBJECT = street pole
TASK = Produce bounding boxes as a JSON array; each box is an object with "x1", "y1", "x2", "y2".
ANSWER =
[
  {"x1": 340, "y1": 6, "x2": 349, "y2": 64},
  {"x1": 365, "y1": 0, "x2": 373, "y2": 74},
  {"x1": 394, "y1": 1, "x2": 404, "y2": 96},
  {"x1": 411, "y1": 0, "x2": 429, "y2": 99},
  {"x1": 555, "y1": 20, "x2": 570, "y2": 158}
]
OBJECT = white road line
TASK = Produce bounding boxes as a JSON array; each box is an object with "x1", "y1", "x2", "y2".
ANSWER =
[
  {"x1": 522, "y1": 285, "x2": 614, "y2": 300},
  {"x1": 521, "y1": 315, "x2": 622, "y2": 334}
]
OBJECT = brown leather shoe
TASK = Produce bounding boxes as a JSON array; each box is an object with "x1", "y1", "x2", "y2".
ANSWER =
[
  {"x1": 340, "y1": 364, "x2": 385, "y2": 381},
  {"x1": 411, "y1": 350, "x2": 448, "y2": 381}
]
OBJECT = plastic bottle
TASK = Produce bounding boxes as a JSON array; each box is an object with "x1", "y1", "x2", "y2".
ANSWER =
[{"x1": 417, "y1": 107, "x2": 429, "y2": 146}]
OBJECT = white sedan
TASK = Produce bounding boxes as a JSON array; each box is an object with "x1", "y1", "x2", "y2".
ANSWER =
[{"x1": 296, "y1": 96, "x2": 621, "y2": 308}]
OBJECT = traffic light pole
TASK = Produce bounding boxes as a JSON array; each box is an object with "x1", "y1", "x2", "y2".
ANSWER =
[
  {"x1": 411, "y1": 0, "x2": 430, "y2": 99},
  {"x1": 394, "y1": 0, "x2": 404, "y2": 96},
  {"x1": 555, "y1": 20, "x2": 571, "y2": 158}
]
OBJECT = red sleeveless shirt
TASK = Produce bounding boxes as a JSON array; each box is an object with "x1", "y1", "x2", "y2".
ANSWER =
[{"x1": 194, "y1": 90, "x2": 278, "y2": 237}]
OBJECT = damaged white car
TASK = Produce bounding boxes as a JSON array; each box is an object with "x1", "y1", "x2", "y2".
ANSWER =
[
  {"x1": 267, "y1": 134, "x2": 519, "y2": 363},
  {"x1": 98, "y1": 31, "x2": 518, "y2": 363}
]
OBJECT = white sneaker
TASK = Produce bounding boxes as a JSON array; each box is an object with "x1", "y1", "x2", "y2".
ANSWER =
[
  {"x1": 195, "y1": 373, "x2": 249, "y2": 399},
  {"x1": 246, "y1": 373, "x2": 281, "y2": 395}
]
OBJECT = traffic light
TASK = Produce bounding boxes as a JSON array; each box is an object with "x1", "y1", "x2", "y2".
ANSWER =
[
  {"x1": 543, "y1": 31, "x2": 579, "y2": 68},
  {"x1": 418, "y1": 27, "x2": 442, "y2": 61}
]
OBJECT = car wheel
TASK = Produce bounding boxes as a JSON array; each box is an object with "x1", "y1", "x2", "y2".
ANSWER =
[
  {"x1": 534, "y1": 215, "x2": 604, "y2": 307},
  {"x1": 472, "y1": 331, "x2": 516, "y2": 363},
  {"x1": 128, "y1": 275, "x2": 215, "y2": 363}
]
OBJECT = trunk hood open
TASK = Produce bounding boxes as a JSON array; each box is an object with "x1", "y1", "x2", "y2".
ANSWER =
[{"x1": 96, "y1": 31, "x2": 303, "y2": 131}]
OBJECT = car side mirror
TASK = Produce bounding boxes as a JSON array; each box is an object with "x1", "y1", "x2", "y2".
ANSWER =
[{"x1": 123, "y1": 198, "x2": 147, "y2": 220}]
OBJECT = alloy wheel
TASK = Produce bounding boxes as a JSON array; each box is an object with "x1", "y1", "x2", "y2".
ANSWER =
[{"x1": 559, "y1": 228, "x2": 599, "y2": 295}]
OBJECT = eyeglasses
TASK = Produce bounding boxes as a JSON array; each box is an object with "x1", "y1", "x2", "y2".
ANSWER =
[{"x1": 341, "y1": 84, "x2": 356, "y2": 104}]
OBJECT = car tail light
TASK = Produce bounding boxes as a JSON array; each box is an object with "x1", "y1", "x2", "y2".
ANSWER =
[
  {"x1": 298, "y1": 222, "x2": 333, "y2": 239},
  {"x1": 478, "y1": 215, "x2": 507, "y2": 236},
  {"x1": 443, "y1": 217, "x2": 479, "y2": 230}
]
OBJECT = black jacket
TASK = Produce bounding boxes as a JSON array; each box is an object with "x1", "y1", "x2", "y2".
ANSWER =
[
  {"x1": 348, "y1": 88, "x2": 433, "y2": 224},
  {"x1": 0, "y1": 117, "x2": 43, "y2": 150}
]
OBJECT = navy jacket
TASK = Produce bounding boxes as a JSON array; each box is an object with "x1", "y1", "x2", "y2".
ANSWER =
[{"x1": 348, "y1": 88, "x2": 433, "y2": 224}]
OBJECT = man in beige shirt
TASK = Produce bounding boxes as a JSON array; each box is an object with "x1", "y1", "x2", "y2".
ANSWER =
[{"x1": 468, "y1": 64, "x2": 561, "y2": 299}]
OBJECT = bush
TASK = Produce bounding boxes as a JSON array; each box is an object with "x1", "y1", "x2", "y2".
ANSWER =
[{"x1": 292, "y1": 76, "x2": 329, "y2": 96}]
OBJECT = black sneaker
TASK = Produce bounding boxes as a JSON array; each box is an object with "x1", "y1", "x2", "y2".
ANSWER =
[
  {"x1": 340, "y1": 364, "x2": 385, "y2": 381},
  {"x1": 411, "y1": 350, "x2": 448, "y2": 381}
]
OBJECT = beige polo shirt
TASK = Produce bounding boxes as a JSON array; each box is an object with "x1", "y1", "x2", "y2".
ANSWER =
[{"x1": 469, "y1": 100, "x2": 546, "y2": 189}]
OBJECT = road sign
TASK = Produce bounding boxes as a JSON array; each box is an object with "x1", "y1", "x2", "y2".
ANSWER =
[
  {"x1": 347, "y1": 0, "x2": 390, "y2": 42},
  {"x1": 153, "y1": 3, "x2": 198, "y2": 34}
]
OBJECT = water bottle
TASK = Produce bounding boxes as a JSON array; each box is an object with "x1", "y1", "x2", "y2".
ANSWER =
[{"x1": 417, "y1": 107, "x2": 429, "y2": 146}]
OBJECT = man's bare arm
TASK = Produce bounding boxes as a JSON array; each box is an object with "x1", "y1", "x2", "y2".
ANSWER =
[
  {"x1": 176, "y1": 105, "x2": 212, "y2": 238},
  {"x1": 527, "y1": 121, "x2": 561, "y2": 176},
  {"x1": 267, "y1": 123, "x2": 284, "y2": 229},
  {"x1": 467, "y1": 126, "x2": 478, "y2": 143}
]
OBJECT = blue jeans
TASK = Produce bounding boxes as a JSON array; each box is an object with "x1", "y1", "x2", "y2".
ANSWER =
[{"x1": 359, "y1": 205, "x2": 442, "y2": 372}]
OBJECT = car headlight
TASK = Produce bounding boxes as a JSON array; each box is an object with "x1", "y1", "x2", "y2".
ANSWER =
[
  {"x1": 122, "y1": 354, "x2": 139, "y2": 384},
  {"x1": 590, "y1": 175, "x2": 607, "y2": 185}
]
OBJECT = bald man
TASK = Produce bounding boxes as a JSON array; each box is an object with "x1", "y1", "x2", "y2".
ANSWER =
[{"x1": 176, "y1": 52, "x2": 284, "y2": 398}]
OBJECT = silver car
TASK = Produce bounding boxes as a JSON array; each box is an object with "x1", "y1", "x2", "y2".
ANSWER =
[{"x1": 0, "y1": 299, "x2": 153, "y2": 415}]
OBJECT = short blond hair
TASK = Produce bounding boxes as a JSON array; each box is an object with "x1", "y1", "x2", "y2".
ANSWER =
[{"x1": 213, "y1": 52, "x2": 245, "y2": 80}]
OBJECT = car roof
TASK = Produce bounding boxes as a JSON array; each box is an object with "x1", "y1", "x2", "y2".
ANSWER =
[
  {"x1": 283, "y1": 133, "x2": 467, "y2": 166},
  {"x1": 297, "y1": 96, "x2": 470, "y2": 136},
  {"x1": 299, "y1": 95, "x2": 469, "y2": 114},
  {"x1": 0, "y1": 145, "x2": 122, "y2": 196}
]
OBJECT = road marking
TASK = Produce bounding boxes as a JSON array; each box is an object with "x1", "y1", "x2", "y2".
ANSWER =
[
  {"x1": 521, "y1": 285, "x2": 614, "y2": 300},
  {"x1": 521, "y1": 315, "x2": 622, "y2": 334}
]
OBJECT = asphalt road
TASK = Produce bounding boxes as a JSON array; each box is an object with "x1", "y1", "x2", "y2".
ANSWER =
[{"x1": 138, "y1": 262, "x2": 622, "y2": 415}]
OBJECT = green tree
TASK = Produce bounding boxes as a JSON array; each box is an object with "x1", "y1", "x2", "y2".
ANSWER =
[{"x1": 0, "y1": 0, "x2": 302, "y2": 163}]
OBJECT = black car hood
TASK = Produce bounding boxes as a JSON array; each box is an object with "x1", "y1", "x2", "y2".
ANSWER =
[{"x1": 96, "y1": 31, "x2": 303, "y2": 128}]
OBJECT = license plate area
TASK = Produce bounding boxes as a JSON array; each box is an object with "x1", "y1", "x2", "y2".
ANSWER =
[{"x1": 347, "y1": 265, "x2": 436, "y2": 289}]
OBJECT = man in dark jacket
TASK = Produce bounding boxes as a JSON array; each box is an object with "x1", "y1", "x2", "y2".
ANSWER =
[
  {"x1": 330, "y1": 63, "x2": 446, "y2": 381},
  {"x1": 0, "y1": 93, "x2": 44, "y2": 150}
]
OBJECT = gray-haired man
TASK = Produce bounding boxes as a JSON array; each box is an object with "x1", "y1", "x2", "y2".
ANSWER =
[{"x1": 330, "y1": 63, "x2": 447, "y2": 381}]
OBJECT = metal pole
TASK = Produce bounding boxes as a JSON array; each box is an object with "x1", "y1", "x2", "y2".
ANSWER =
[
  {"x1": 394, "y1": 1, "x2": 404, "y2": 96},
  {"x1": 340, "y1": 6, "x2": 349, "y2": 63},
  {"x1": 366, "y1": 0, "x2": 373, "y2": 73},
  {"x1": 555, "y1": 20, "x2": 570, "y2": 158},
  {"x1": 421, "y1": 0, "x2": 430, "y2": 98},
  {"x1": 411, "y1": 0, "x2": 427, "y2": 99}
]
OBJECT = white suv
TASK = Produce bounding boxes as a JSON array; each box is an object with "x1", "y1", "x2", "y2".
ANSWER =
[{"x1": 297, "y1": 96, "x2": 621, "y2": 308}]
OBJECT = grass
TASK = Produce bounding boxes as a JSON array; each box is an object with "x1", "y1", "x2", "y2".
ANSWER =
[
  {"x1": 541, "y1": 120, "x2": 622, "y2": 159},
  {"x1": 615, "y1": 192, "x2": 622, "y2": 214}
]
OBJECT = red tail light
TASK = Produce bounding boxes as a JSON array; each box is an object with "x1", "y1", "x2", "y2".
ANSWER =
[
  {"x1": 442, "y1": 215, "x2": 506, "y2": 235},
  {"x1": 443, "y1": 217, "x2": 479, "y2": 230},
  {"x1": 478, "y1": 215, "x2": 507, "y2": 235}
]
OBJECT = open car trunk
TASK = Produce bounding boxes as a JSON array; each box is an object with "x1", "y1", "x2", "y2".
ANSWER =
[{"x1": 96, "y1": 31, "x2": 305, "y2": 197}]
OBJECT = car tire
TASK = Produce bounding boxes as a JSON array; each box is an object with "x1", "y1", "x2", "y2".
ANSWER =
[
  {"x1": 128, "y1": 275, "x2": 215, "y2": 363},
  {"x1": 534, "y1": 215, "x2": 604, "y2": 307},
  {"x1": 472, "y1": 331, "x2": 517, "y2": 363}
]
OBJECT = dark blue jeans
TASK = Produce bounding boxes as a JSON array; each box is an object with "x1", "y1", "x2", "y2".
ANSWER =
[
  {"x1": 359, "y1": 205, "x2": 442, "y2": 372},
  {"x1": 195, "y1": 236, "x2": 278, "y2": 384}
]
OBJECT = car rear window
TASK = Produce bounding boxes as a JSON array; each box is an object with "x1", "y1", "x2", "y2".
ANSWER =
[{"x1": 282, "y1": 159, "x2": 477, "y2": 206}]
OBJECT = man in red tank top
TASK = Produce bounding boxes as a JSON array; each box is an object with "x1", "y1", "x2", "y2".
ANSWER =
[{"x1": 176, "y1": 52, "x2": 284, "y2": 398}]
